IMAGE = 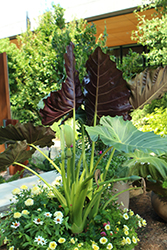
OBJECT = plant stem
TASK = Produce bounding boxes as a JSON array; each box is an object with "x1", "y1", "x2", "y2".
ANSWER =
[
  {"x1": 13, "y1": 162, "x2": 51, "y2": 188},
  {"x1": 29, "y1": 144, "x2": 61, "y2": 174}
]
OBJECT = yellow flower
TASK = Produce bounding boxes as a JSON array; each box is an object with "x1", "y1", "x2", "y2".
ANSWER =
[
  {"x1": 13, "y1": 212, "x2": 22, "y2": 218},
  {"x1": 107, "y1": 243, "x2": 113, "y2": 249},
  {"x1": 74, "y1": 248, "x2": 78, "y2": 250},
  {"x1": 31, "y1": 186, "x2": 40, "y2": 195},
  {"x1": 123, "y1": 225, "x2": 129, "y2": 231},
  {"x1": 4, "y1": 237, "x2": 8, "y2": 244},
  {"x1": 105, "y1": 224, "x2": 111, "y2": 230},
  {"x1": 70, "y1": 238, "x2": 75, "y2": 244},
  {"x1": 141, "y1": 219, "x2": 147, "y2": 227},
  {"x1": 129, "y1": 210, "x2": 134, "y2": 216},
  {"x1": 126, "y1": 237, "x2": 131, "y2": 244},
  {"x1": 25, "y1": 198, "x2": 34, "y2": 206},
  {"x1": 78, "y1": 242, "x2": 83, "y2": 247},
  {"x1": 49, "y1": 241, "x2": 57, "y2": 249},
  {"x1": 9, "y1": 246, "x2": 14, "y2": 250},
  {"x1": 132, "y1": 236, "x2": 137, "y2": 244},
  {"x1": 12, "y1": 188, "x2": 20, "y2": 195},
  {"x1": 20, "y1": 185, "x2": 28, "y2": 190},
  {"x1": 116, "y1": 227, "x2": 119, "y2": 231},
  {"x1": 92, "y1": 244, "x2": 99, "y2": 250},
  {"x1": 99, "y1": 237, "x2": 108, "y2": 244},
  {"x1": 121, "y1": 237, "x2": 127, "y2": 246},
  {"x1": 124, "y1": 230, "x2": 129, "y2": 236},
  {"x1": 22, "y1": 210, "x2": 29, "y2": 215},
  {"x1": 58, "y1": 238, "x2": 66, "y2": 243}
]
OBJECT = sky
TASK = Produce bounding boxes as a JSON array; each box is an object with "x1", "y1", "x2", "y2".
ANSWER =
[{"x1": 0, "y1": 0, "x2": 143, "y2": 39}]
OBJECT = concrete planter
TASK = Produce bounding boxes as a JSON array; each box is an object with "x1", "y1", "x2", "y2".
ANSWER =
[
  {"x1": 113, "y1": 181, "x2": 130, "y2": 210},
  {"x1": 151, "y1": 191, "x2": 167, "y2": 222}
]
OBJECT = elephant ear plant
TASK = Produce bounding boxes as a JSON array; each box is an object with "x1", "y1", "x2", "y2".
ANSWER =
[{"x1": 1, "y1": 43, "x2": 167, "y2": 234}]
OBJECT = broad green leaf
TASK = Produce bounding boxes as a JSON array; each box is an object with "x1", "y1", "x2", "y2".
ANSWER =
[
  {"x1": 121, "y1": 151, "x2": 167, "y2": 181},
  {"x1": 0, "y1": 141, "x2": 35, "y2": 170},
  {"x1": 0, "y1": 122, "x2": 55, "y2": 147},
  {"x1": 86, "y1": 115, "x2": 167, "y2": 154}
]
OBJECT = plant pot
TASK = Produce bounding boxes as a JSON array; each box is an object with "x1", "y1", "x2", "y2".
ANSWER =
[
  {"x1": 151, "y1": 191, "x2": 167, "y2": 222},
  {"x1": 112, "y1": 181, "x2": 129, "y2": 209}
]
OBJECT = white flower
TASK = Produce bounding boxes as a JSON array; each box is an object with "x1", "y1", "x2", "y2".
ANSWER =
[
  {"x1": 33, "y1": 218, "x2": 44, "y2": 225},
  {"x1": 37, "y1": 208, "x2": 42, "y2": 212},
  {"x1": 99, "y1": 237, "x2": 108, "y2": 244},
  {"x1": 31, "y1": 186, "x2": 40, "y2": 195},
  {"x1": 25, "y1": 198, "x2": 34, "y2": 206},
  {"x1": 12, "y1": 188, "x2": 20, "y2": 195},
  {"x1": 54, "y1": 211, "x2": 63, "y2": 218},
  {"x1": 121, "y1": 237, "x2": 127, "y2": 246},
  {"x1": 34, "y1": 236, "x2": 47, "y2": 245},
  {"x1": 58, "y1": 237, "x2": 66, "y2": 243},
  {"x1": 52, "y1": 176, "x2": 62, "y2": 186},
  {"x1": 104, "y1": 224, "x2": 111, "y2": 230},
  {"x1": 44, "y1": 212, "x2": 52, "y2": 217},
  {"x1": 123, "y1": 213, "x2": 129, "y2": 220},
  {"x1": 11, "y1": 221, "x2": 20, "y2": 229},
  {"x1": 136, "y1": 214, "x2": 141, "y2": 219},
  {"x1": 138, "y1": 221, "x2": 142, "y2": 228},
  {"x1": 54, "y1": 216, "x2": 63, "y2": 224},
  {"x1": 107, "y1": 243, "x2": 113, "y2": 249},
  {"x1": 49, "y1": 241, "x2": 57, "y2": 249},
  {"x1": 13, "y1": 212, "x2": 22, "y2": 218},
  {"x1": 123, "y1": 208, "x2": 128, "y2": 213}
]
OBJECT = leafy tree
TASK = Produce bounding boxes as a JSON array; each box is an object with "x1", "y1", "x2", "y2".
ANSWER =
[
  {"x1": 3, "y1": 4, "x2": 107, "y2": 123},
  {"x1": 131, "y1": 0, "x2": 167, "y2": 67}
]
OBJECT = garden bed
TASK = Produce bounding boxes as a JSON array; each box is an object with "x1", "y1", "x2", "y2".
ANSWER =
[{"x1": 1, "y1": 189, "x2": 167, "y2": 250}]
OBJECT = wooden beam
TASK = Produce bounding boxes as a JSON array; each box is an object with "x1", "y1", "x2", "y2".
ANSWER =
[{"x1": 0, "y1": 52, "x2": 11, "y2": 153}]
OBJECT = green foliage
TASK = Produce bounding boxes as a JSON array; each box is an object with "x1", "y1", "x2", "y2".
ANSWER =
[
  {"x1": 0, "y1": 4, "x2": 107, "y2": 123},
  {"x1": 133, "y1": 107, "x2": 167, "y2": 136},
  {"x1": 131, "y1": 0, "x2": 167, "y2": 67},
  {"x1": 117, "y1": 49, "x2": 144, "y2": 81}
]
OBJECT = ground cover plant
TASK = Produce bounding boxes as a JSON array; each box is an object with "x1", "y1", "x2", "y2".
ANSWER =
[{"x1": 1, "y1": 43, "x2": 167, "y2": 249}]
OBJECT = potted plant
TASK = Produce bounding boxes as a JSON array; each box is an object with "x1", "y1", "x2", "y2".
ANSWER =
[{"x1": 1, "y1": 43, "x2": 167, "y2": 249}]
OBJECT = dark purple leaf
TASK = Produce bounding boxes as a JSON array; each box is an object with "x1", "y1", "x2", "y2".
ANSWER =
[
  {"x1": 0, "y1": 141, "x2": 35, "y2": 170},
  {"x1": 83, "y1": 47, "x2": 132, "y2": 124},
  {"x1": 0, "y1": 122, "x2": 55, "y2": 147},
  {"x1": 40, "y1": 42, "x2": 84, "y2": 125}
]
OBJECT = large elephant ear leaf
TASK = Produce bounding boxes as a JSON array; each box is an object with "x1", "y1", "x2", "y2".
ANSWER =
[
  {"x1": 128, "y1": 66, "x2": 167, "y2": 109},
  {"x1": 85, "y1": 115, "x2": 167, "y2": 154},
  {"x1": 0, "y1": 141, "x2": 35, "y2": 170},
  {"x1": 0, "y1": 122, "x2": 55, "y2": 147},
  {"x1": 83, "y1": 47, "x2": 132, "y2": 124},
  {"x1": 120, "y1": 151, "x2": 167, "y2": 181},
  {"x1": 40, "y1": 42, "x2": 84, "y2": 125}
]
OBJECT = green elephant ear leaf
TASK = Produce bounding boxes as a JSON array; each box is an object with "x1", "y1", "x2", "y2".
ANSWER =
[
  {"x1": 0, "y1": 141, "x2": 35, "y2": 170},
  {"x1": 121, "y1": 151, "x2": 167, "y2": 181},
  {"x1": 85, "y1": 115, "x2": 167, "y2": 154},
  {"x1": 0, "y1": 122, "x2": 55, "y2": 147}
]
